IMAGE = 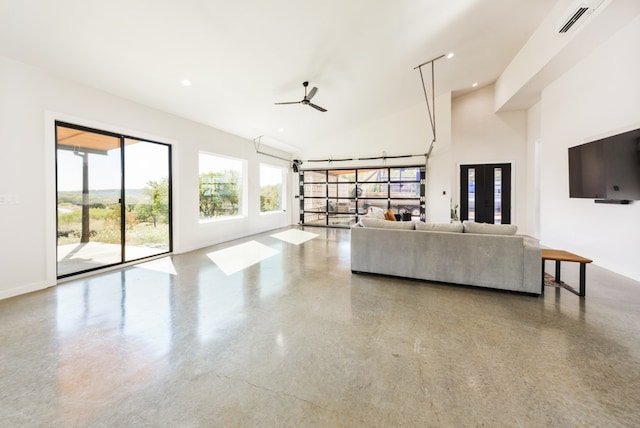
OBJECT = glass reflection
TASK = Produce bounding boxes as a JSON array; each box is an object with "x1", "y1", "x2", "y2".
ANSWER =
[
  {"x1": 55, "y1": 270, "x2": 173, "y2": 422},
  {"x1": 468, "y1": 168, "x2": 476, "y2": 221},
  {"x1": 197, "y1": 268, "x2": 246, "y2": 344},
  {"x1": 494, "y1": 168, "x2": 502, "y2": 224}
]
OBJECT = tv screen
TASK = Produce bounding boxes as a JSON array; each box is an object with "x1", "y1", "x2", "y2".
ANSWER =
[{"x1": 568, "y1": 127, "x2": 640, "y2": 201}]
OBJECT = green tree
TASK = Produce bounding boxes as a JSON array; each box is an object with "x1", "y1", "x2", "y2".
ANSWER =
[
  {"x1": 144, "y1": 177, "x2": 169, "y2": 227},
  {"x1": 134, "y1": 203, "x2": 154, "y2": 223},
  {"x1": 200, "y1": 171, "x2": 239, "y2": 218},
  {"x1": 260, "y1": 183, "x2": 282, "y2": 212}
]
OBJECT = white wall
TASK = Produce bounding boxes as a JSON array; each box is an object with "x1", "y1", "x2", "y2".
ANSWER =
[
  {"x1": 538, "y1": 14, "x2": 640, "y2": 281},
  {"x1": 495, "y1": 0, "x2": 640, "y2": 111},
  {"x1": 306, "y1": 93, "x2": 453, "y2": 223},
  {"x1": 425, "y1": 94, "x2": 453, "y2": 224},
  {"x1": 451, "y1": 84, "x2": 530, "y2": 233},
  {"x1": 526, "y1": 102, "x2": 542, "y2": 238},
  {"x1": 0, "y1": 56, "x2": 293, "y2": 300}
]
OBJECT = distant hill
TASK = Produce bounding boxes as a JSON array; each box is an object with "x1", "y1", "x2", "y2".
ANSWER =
[{"x1": 58, "y1": 188, "x2": 149, "y2": 205}]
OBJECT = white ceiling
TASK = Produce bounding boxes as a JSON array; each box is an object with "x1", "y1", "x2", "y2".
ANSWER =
[{"x1": 0, "y1": 0, "x2": 558, "y2": 154}]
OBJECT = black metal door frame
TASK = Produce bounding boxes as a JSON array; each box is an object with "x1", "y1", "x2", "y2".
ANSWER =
[{"x1": 460, "y1": 163, "x2": 511, "y2": 224}]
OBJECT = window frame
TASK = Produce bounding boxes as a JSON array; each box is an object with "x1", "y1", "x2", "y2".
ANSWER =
[
  {"x1": 259, "y1": 163, "x2": 287, "y2": 214},
  {"x1": 198, "y1": 151, "x2": 247, "y2": 222}
]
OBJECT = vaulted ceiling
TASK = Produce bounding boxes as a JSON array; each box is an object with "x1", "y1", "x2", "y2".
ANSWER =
[{"x1": 0, "y1": 0, "x2": 558, "y2": 154}]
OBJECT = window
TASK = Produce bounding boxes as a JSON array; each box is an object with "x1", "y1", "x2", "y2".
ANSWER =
[
  {"x1": 260, "y1": 164, "x2": 286, "y2": 213},
  {"x1": 199, "y1": 152, "x2": 245, "y2": 220}
]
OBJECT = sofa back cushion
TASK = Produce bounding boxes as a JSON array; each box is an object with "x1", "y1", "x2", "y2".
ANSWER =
[
  {"x1": 360, "y1": 218, "x2": 415, "y2": 230},
  {"x1": 365, "y1": 206, "x2": 386, "y2": 219},
  {"x1": 462, "y1": 220, "x2": 517, "y2": 235},
  {"x1": 415, "y1": 222, "x2": 463, "y2": 233}
]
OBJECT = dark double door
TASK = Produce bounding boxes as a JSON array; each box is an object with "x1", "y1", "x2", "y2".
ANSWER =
[{"x1": 460, "y1": 163, "x2": 511, "y2": 224}]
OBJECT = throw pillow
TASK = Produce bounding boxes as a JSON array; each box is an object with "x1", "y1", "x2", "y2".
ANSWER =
[
  {"x1": 462, "y1": 220, "x2": 517, "y2": 235},
  {"x1": 385, "y1": 209, "x2": 397, "y2": 221},
  {"x1": 414, "y1": 222, "x2": 463, "y2": 233}
]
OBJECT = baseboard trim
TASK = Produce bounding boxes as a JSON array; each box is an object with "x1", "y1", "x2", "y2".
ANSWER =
[{"x1": 0, "y1": 280, "x2": 55, "y2": 301}]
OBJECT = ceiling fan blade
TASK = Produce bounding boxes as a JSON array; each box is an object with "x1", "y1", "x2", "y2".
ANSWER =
[
  {"x1": 308, "y1": 103, "x2": 327, "y2": 112},
  {"x1": 275, "y1": 101, "x2": 302, "y2": 105},
  {"x1": 307, "y1": 87, "x2": 318, "y2": 100}
]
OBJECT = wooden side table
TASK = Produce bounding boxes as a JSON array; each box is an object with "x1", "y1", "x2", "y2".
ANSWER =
[{"x1": 541, "y1": 249, "x2": 592, "y2": 297}]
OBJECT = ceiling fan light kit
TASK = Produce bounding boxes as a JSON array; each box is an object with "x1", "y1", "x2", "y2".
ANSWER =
[{"x1": 275, "y1": 81, "x2": 327, "y2": 112}]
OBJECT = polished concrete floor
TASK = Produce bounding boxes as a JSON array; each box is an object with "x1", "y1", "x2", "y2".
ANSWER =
[{"x1": 1, "y1": 226, "x2": 640, "y2": 427}]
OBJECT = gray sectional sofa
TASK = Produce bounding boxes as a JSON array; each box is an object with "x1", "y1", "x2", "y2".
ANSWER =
[{"x1": 351, "y1": 218, "x2": 541, "y2": 295}]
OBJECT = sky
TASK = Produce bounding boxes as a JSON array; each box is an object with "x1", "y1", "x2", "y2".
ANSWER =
[
  {"x1": 199, "y1": 152, "x2": 285, "y2": 186},
  {"x1": 58, "y1": 144, "x2": 286, "y2": 192},
  {"x1": 57, "y1": 141, "x2": 169, "y2": 191}
]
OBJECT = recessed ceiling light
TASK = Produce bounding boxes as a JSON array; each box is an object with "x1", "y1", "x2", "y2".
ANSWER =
[
  {"x1": 472, "y1": 82, "x2": 478, "y2": 88},
  {"x1": 181, "y1": 79, "x2": 192, "y2": 87},
  {"x1": 446, "y1": 52, "x2": 455, "y2": 59},
  {"x1": 279, "y1": 128, "x2": 284, "y2": 133}
]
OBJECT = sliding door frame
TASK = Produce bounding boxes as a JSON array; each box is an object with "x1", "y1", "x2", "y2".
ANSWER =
[{"x1": 55, "y1": 121, "x2": 173, "y2": 279}]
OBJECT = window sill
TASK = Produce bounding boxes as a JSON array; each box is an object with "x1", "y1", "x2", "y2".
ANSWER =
[
  {"x1": 259, "y1": 210, "x2": 286, "y2": 216},
  {"x1": 199, "y1": 215, "x2": 246, "y2": 224}
]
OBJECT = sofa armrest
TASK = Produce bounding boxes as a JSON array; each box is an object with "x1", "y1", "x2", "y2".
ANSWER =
[{"x1": 523, "y1": 244, "x2": 542, "y2": 294}]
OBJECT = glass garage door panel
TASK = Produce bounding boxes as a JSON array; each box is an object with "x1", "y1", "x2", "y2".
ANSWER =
[
  {"x1": 357, "y1": 199, "x2": 387, "y2": 214},
  {"x1": 303, "y1": 171, "x2": 326, "y2": 183},
  {"x1": 328, "y1": 213, "x2": 356, "y2": 227},
  {"x1": 303, "y1": 183, "x2": 326, "y2": 197},
  {"x1": 390, "y1": 167, "x2": 421, "y2": 181},
  {"x1": 303, "y1": 212, "x2": 326, "y2": 225},
  {"x1": 390, "y1": 199, "x2": 422, "y2": 220},
  {"x1": 390, "y1": 181, "x2": 420, "y2": 198},
  {"x1": 304, "y1": 198, "x2": 326, "y2": 211},
  {"x1": 358, "y1": 168, "x2": 387, "y2": 182},
  {"x1": 359, "y1": 182, "x2": 388, "y2": 195},
  {"x1": 328, "y1": 169, "x2": 355, "y2": 183},
  {"x1": 300, "y1": 165, "x2": 425, "y2": 227},
  {"x1": 328, "y1": 199, "x2": 355, "y2": 214},
  {"x1": 327, "y1": 183, "x2": 354, "y2": 198}
]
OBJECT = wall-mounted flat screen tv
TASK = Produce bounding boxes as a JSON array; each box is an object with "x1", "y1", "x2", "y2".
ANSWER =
[{"x1": 568, "y1": 127, "x2": 640, "y2": 201}]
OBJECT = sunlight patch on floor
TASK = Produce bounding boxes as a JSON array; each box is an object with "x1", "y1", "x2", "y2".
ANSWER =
[
  {"x1": 271, "y1": 229, "x2": 318, "y2": 245},
  {"x1": 135, "y1": 257, "x2": 178, "y2": 275},
  {"x1": 206, "y1": 241, "x2": 279, "y2": 275}
]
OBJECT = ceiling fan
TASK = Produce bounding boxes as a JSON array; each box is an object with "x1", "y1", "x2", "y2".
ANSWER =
[{"x1": 275, "y1": 81, "x2": 327, "y2": 112}]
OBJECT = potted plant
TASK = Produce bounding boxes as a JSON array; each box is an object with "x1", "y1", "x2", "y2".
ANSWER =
[{"x1": 450, "y1": 200, "x2": 459, "y2": 223}]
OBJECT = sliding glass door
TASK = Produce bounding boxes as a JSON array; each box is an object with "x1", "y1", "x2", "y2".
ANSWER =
[
  {"x1": 123, "y1": 138, "x2": 171, "y2": 262},
  {"x1": 56, "y1": 122, "x2": 171, "y2": 278}
]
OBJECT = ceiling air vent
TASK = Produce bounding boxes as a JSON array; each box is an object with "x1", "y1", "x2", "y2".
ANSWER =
[
  {"x1": 557, "y1": 0, "x2": 605, "y2": 34},
  {"x1": 558, "y1": 7, "x2": 589, "y2": 33}
]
